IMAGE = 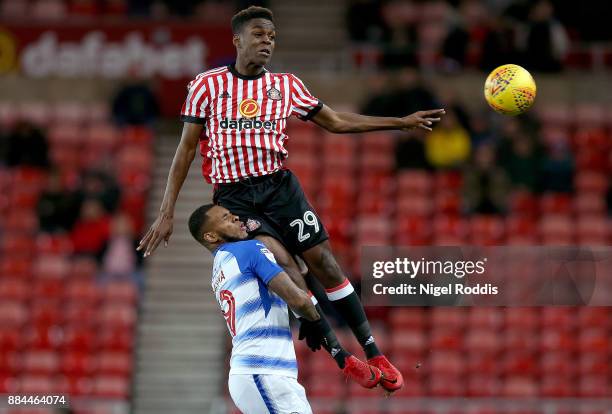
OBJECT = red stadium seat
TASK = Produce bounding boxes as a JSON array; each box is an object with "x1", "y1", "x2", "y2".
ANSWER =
[
  {"x1": 579, "y1": 374, "x2": 609, "y2": 397},
  {"x1": 578, "y1": 328, "x2": 608, "y2": 353},
  {"x1": 467, "y1": 375, "x2": 502, "y2": 397},
  {"x1": 390, "y1": 330, "x2": 427, "y2": 354},
  {"x1": 307, "y1": 376, "x2": 344, "y2": 398},
  {"x1": 430, "y1": 328, "x2": 462, "y2": 350},
  {"x1": 541, "y1": 329, "x2": 576, "y2": 352},
  {"x1": 36, "y1": 233, "x2": 73, "y2": 255},
  {"x1": 0, "y1": 329, "x2": 23, "y2": 353},
  {"x1": 0, "y1": 257, "x2": 33, "y2": 279},
  {"x1": 509, "y1": 191, "x2": 539, "y2": 217},
  {"x1": 540, "y1": 352, "x2": 575, "y2": 377},
  {"x1": 52, "y1": 103, "x2": 88, "y2": 124},
  {"x1": 123, "y1": 126, "x2": 153, "y2": 144},
  {"x1": 48, "y1": 122, "x2": 82, "y2": 146},
  {"x1": 101, "y1": 282, "x2": 138, "y2": 304},
  {"x1": 33, "y1": 254, "x2": 70, "y2": 279},
  {"x1": 579, "y1": 354, "x2": 609, "y2": 376},
  {"x1": 464, "y1": 329, "x2": 500, "y2": 354},
  {"x1": 0, "y1": 372, "x2": 18, "y2": 394},
  {"x1": 434, "y1": 192, "x2": 461, "y2": 216},
  {"x1": 92, "y1": 375, "x2": 130, "y2": 398},
  {"x1": 0, "y1": 301, "x2": 29, "y2": 327},
  {"x1": 434, "y1": 171, "x2": 463, "y2": 192},
  {"x1": 0, "y1": 278, "x2": 30, "y2": 302},
  {"x1": 58, "y1": 374, "x2": 94, "y2": 396},
  {"x1": 540, "y1": 375, "x2": 575, "y2": 397},
  {"x1": 1, "y1": 234, "x2": 36, "y2": 257},
  {"x1": 97, "y1": 352, "x2": 132, "y2": 377},
  {"x1": 24, "y1": 325, "x2": 64, "y2": 350},
  {"x1": 575, "y1": 171, "x2": 608, "y2": 194},
  {"x1": 97, "y1": 304, "x2": 137, "y2": 328},
  {"x1": 397, "y1": 170, "x2": 433, "y2": 195},
  {"x1": 540, "y1": 193, "x2": 573, "y2": 215},
  {"x1": 502, "y1": 351, "x2": 538, "y2": 376},
  {"x1": 32, "y1": 279, "x2": 63, "y2": 299},
  {"x1": 429, "y1": 375, "x2": 465, "y2": 397},
  {"x1": 389, "y1": 308, "x2": 426, "y2": 330},
  {"x1": 429, "y1": 351, "x2": 464, "y2": 376},
  {"x1": 63, "y1": 302, "x2": 98, "y2": 327},
  {"x1": 467, "y1": 308, "x2": 502, "y2": 329},
  {"x1": 574, "y1": 193, "x2": 607, "y2": 216},
  {"x1": 541, "y1": 307, "x2": 576, "y2": 328},
  {"x1": 504, "y1": 328, "x2": 538, "y2": 351},
  {"x1": 69, "y1": 257, "x2": 99, "y2": 279},
  {"x1": 396, "y1": 216, "x2": 431, "y2": 245},
  {"x1": 3, "y1": 210, "x2": 39, "y2": 234},
  {"x1": 97, "y1": 327, "x2": 134, "y2": 351},
  {"x1": 0, "y1": 351, "x2": 21, "y2": 374},
  {"x1": 65, "y1": 280, "x2": 102, "y2": 304},
  {"x1": 577, "y1": 307, "x2": 609, "y2": 327},
  {"x1": 469, "y1": 215, "x2": 505, "y2": 245},
  {"x1": 85, "y1": 122, "x2": 118, "y2": 150},
  {"x1": 60, "y1": 352, "x2": 98, "y2": 376},
  {"x1": 503, "y1": 376, "x2": 538, "y2": 397},
  {"x1": 18, "y1": 375, "x2": 57, "y2": 394},
  {"x1": 430, "y1": 308, "x2": 466, "y2": 328},
  {"x1": 433, "y1": 216, "x2": 468, "y2": 240},
  {"x1": 21, "y1": 350, "x2": 59, "y2": 375},
  {"x1": 62, "y1": 327, "x2": 97, "y2": 352}
]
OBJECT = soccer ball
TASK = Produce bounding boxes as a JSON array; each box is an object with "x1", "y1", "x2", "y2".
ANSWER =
[{"x1": 484, "y1": 64, "x2": 536, "y2": 116}]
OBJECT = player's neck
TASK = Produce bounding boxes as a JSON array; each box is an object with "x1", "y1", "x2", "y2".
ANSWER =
[{"x1": 234, "y1": 58, "x2": 265, "y2": 78}]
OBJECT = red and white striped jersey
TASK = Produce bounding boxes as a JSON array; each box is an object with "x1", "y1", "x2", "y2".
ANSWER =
[{"x1": 180, "y1": 64, "x2": 322, "y2": 184}]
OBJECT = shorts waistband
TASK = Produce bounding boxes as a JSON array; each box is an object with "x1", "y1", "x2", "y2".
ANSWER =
[{"x1": 217, "y1": 170, "x2": 283, "y2": 187}]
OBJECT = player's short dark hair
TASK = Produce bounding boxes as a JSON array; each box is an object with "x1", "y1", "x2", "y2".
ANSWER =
[
  {"x1": 188, "y1": 204, "x2": 215, "y2": 246},
  {"x1": 231, "y1": 6, "x2": 274, "y2": 34}
]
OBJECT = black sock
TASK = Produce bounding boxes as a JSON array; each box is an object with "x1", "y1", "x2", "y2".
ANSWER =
[
  {"x1": 327, "y1": 285, "x2": 382, "y2": 359},
  {"x1": 303, "y1": 304, "x2": 350, "y2": 369}
]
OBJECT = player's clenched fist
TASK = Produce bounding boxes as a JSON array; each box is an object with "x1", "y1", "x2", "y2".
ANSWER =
[
  {"x1": 401, "y1": 109, "x2": 446, "y2": 132},
  {"x1": 137, "y1": 213, "x2": 174, "y2": 257}
]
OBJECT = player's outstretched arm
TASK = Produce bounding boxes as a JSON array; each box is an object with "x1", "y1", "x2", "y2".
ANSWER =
[
  {"x1": 268, "y1": 272, "x2": 320, "y2": 321},
  {"x1": 137, "y1": 122, "x2": 203, "y2": 257},
  {"x1": 311, "y1": 104, "x2": 445, "y2": 133}
]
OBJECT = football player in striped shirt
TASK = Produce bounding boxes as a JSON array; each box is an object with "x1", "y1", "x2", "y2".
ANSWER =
[
  {"x1": 188, "y1": 204, "x2": 382, "y2": 413},
  {"x1": 139, "y1": 6, "x2": 444, "y2": 393}
]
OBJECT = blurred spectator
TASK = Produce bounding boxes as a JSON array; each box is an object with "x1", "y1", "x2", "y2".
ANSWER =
[
  {"x1": 395, "y1": 134, "x2": 430, "y2": 170},
  {"x1": 111, "y1": 71, "x2": 160, "y2": 126},
  {"x1": 127, "y1": 0, "x2": 153, "y2": 16},
  {"x1": 71, "y1": 198, "x2": 111, "y2": 260},
  {"x1": 497, "y1": 118, "x2": 542, "y2": 192},
  {"x1": 4, "y1": 121, "x2": 49, "y2": 168},
  {"x1": 378, "y1": 68, "x2": 438, "y2": 117},
  {"x1": 520, "y1": 0, "x2": 568, "y2": 72},
  {"x1": 442, "y1": 0, "x2": 489, "y2": 69},
  {"x1": 102, "y1": 214, "x2": 139, "y2": 276},
  {"x1": 76, "y1": 170, "x2": 121, "y2": 213},
  {"x1": 346, "y1": 0, "x2": 384, "y2": 43},
  {"x1": 360, "y1": 73, "x2": 393, "y2": 117},
  {"x1": 379, "y1": 0, "x2": 419, "y2": 69},
  {"x1": 37, "y1": 170, "x2": 81, "y2": 233},
  {"x1": 463, "y1": 144, "x2": 510, "y2": 214},
  {"x1": 539, "y1": 140, "x2": 574, "y2": 193},
  {"x1": 69, "y1": 0, "x2": 100, "y2": 17},
  {"x1": 479, "y1": 15, "x2": 517, "y2": 71},
  {"x1": 424, "y1": 109, "x2": 471, "y2": 169},
  {"x1": 469, "y1": 111, "x2": 496, "y2": 147}
]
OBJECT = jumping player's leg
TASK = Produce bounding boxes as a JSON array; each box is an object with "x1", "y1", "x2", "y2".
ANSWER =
[{"x1": 261, "y1": 170, "x2": 404, "y2": 392}]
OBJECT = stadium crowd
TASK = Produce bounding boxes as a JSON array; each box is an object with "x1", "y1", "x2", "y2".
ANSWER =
[
  {"x1": 347, "y1": 0, "x2": 612, "y2": 72},
  {"x1": 0, "y1": 0, "x2": 267, "y2": 19}
]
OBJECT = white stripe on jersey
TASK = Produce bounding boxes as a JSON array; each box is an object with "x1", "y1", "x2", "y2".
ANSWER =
[{"x1": 180, "y1": 66, "x2": 321, "y2": 183}]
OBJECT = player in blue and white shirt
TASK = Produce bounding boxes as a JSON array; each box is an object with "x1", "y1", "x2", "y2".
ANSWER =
[{"x1": 188, "y1": 204, "x2": 382, "y2": 413}]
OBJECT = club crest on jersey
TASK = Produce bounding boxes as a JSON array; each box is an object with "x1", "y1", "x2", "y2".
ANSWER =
[
  {"x1": 267, "y1": 87, "x2": 282, "y2": 100},
  {"x1": 239, "y1": 99, "x2": 260, "y2": 118},
  {"x1": 245, "y1": 218, "x2": 261, "y2": 232}
]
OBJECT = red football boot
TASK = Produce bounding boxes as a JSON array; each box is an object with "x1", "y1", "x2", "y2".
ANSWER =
[
  {"x1": 342, "y1": 355, "x2": 382, "y2": 389},
  {"x1": 368, "y1": 355, "x2": 404, "y2": 392}
]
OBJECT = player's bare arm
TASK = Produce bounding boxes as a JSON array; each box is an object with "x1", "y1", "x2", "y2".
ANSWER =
[
  {"x1": 312, "y1": 104, "x2": 446, "y2": 133},
  {"x1": 137, "y1": 122, "x2": 202, "y2": 257},
  {"x1": 268, "y1": 271, "x2": 320, "y2": 321}
]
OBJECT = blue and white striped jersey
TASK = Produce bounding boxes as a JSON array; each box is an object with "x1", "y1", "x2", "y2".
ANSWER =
[{"x1": 212, "y1": 240, "x2": 297, "y2": 378}]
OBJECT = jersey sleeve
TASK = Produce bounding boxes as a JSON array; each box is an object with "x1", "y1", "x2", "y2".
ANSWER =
[
  {"x1": 249, "y1": 241, "x2": 284, "y2": 285},
  {"x1": 289, "y1": 74, "x2": 323, "y2": 121},
  {"x1": 180, "y1": 75, "x2": 209, "y2": 124}
]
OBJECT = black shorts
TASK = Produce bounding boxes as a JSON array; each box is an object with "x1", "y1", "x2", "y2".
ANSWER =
[{"x1": 213, "y1": 169, "x2": 328, "y2": 254}]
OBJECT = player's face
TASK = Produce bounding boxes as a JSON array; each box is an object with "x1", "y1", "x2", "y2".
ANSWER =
[
  {"x1": 239, "y1": 18, "x2": 275, "y2": 66},
  {"x1": 206, "y1": 206, "x2": 248, "y2": 243}
]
